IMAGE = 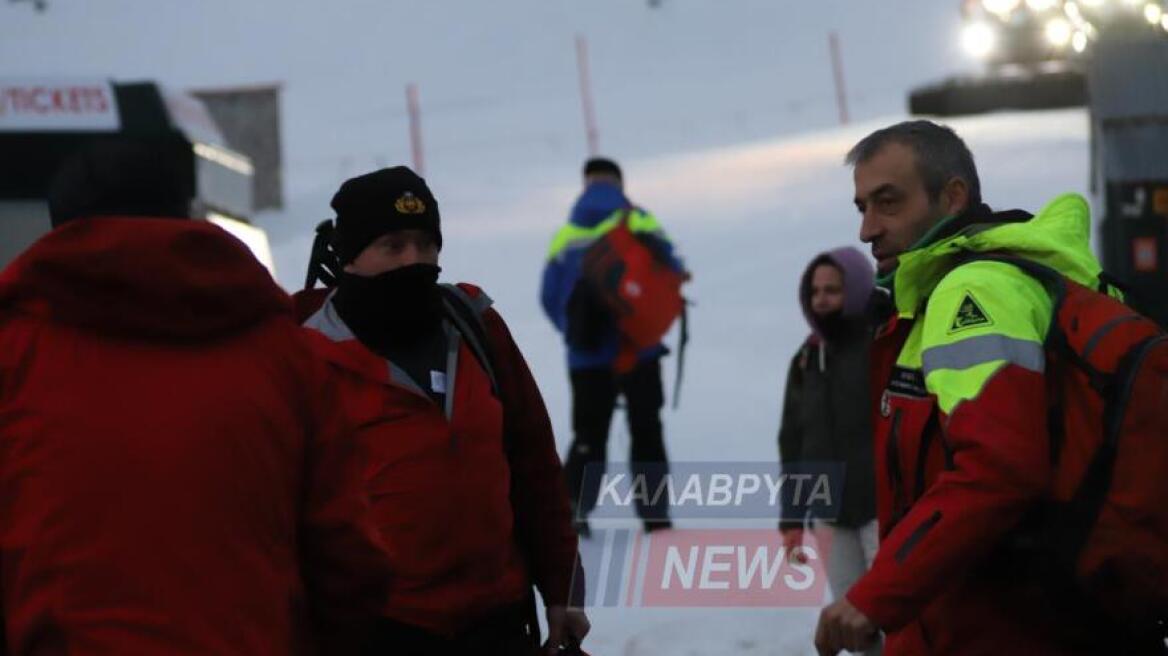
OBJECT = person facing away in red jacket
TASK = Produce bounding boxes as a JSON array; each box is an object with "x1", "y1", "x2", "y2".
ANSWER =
[
  {"x1": 294, "y1": 166, "x2": 589, "y2": 656},
  {"x1": 0, "y1": 136, "x2": 390, "y2": 656}
]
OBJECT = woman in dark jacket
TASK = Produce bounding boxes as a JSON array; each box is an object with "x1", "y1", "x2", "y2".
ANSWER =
[{"x1": 777, "y1": 246, "x2": 879, "y2": 653}]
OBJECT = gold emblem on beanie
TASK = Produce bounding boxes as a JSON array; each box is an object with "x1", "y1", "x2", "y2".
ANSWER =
[{"x1": 395, "y1": 192, "x2": 426, "y2": 215}]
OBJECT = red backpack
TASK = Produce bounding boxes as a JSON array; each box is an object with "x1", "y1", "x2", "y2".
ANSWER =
[
  {"x1": 578, "y1": 210, "x2": 687, "y2": 374},
  {"x1": 974, "y1": 255, "x2": 1168, "y2": 636}
]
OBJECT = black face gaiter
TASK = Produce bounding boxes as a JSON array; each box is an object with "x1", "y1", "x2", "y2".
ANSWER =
[
  {"x1": 333, "y1": 263, "x2": 444, "y2": 348},
  {"x1": 815, "y1": 310, "x2": 851, "y2": 343}
]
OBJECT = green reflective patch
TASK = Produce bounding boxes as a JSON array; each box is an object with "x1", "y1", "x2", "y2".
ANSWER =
[
  {"x1": 949, "y1": 292, "x2": 993, "y2": 334},
  {"x1": 546, "y1": 209, "x2": 663, "y2": 260}
]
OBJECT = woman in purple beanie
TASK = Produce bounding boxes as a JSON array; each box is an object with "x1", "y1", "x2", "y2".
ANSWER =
[{"x1": 777, "y1": 245, "x2": 881, "y2": 656}]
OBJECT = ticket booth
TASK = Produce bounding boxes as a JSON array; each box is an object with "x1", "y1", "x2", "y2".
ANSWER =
[{"x1": 0, "y1": 78, "x2": 273, "y2": 273}]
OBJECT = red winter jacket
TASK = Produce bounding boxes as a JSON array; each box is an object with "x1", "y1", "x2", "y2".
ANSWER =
[
  {"x1": 845, "y1": 198, "x2": 1157, "y2": 654},
  {"x1": 852, "y1": 316, "x2": 1072, "y2": 655},
  {"x1": 0, "y1": 218, "x2": 388, "y2": 656},
  {"x1": 296, "y1": 285, "x2": 579, "y2": 636}
]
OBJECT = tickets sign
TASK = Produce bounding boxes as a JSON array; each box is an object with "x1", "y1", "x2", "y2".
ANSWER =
[{"x1": 0, "y1": 79, "x2": 120, "y2": 131}]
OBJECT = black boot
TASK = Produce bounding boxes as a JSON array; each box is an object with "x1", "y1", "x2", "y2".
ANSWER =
[
  {"x1": 574, "y1": 517, "x2": 592, "y2": 540},
  {"x1": 643, "y1": 518, "x2": 673, "y2": 534}
]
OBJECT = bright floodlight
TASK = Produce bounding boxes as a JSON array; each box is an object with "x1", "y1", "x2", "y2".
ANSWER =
[
  {"x1": 983, "y1": 0, "x2": 1022, "y2": 14},
  {"x1": 963, "y1": 21, "x2": 998, "y2": 58},
  {"x1": 1072, "y1": 30, "x2": 1089, "y2": 52},
  {"x1": 1026, "y1": 0, "x2": 1059, "y2": 10},
  {"x1": 1045, "y1": 17, "x2": 1074, "y2": 46},
  {"x1": 1080, "y1": 0, "x2": 1105, "y2": 7},
  {"x1": 1147, "y1": 3, "x2": 1164, "y2": 23}
]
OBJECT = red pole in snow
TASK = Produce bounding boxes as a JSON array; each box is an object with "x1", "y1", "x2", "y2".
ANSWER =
[
  {"x1": 406, "y1": 83, "x2": 425, "y2": 176},
  {"x1": 828, "y1": 31, "x2": 850, "y2": 126},
  {"x1": 575, "y1": 34, "x2": 600, "y2": 157}
]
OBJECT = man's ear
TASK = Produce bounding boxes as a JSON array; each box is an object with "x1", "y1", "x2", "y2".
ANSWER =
[{"x1": 942, "y1": 177, "x2": 970, "y2": 216}]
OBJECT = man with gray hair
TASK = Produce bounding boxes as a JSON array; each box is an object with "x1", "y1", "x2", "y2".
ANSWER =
[{"x1": 814, "y1": 121, "x2": 1157, "y2": 654}]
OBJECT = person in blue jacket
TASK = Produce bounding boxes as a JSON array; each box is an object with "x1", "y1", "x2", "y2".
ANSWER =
[{"x1": 540, "y1": 157, "x2": 687, "y2": 536}]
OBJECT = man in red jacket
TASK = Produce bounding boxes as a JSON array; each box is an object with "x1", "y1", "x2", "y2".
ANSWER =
[
  {"x1": 295, "y1": 167, "x2": 589, "y2": 655},
  {"x1": 814, "y1": 122, "x2": 1166, "y2": 655},
  {"x1": 0, "y1": 137, "x2": 389, "y2": 656}
]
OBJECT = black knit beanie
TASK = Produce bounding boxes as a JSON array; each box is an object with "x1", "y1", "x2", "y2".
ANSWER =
[{"x1": 331, "y1": 166, "x2": 441, "y2": 263}]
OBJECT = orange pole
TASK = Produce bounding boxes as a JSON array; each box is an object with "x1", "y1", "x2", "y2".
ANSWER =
[
  {"x1": 829, "y1": 32, "x2": 850, "y2": 125},
  {"x1": 406, "y1": 83, "x2": 425, "y2": 176},
  {"x1": 576, "y1": 34, "x2": 600, "y2": 156}
]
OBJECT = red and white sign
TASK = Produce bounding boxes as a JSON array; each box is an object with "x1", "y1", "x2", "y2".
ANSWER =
[
  {"x1": 0, "y1": 79, "x2": 120, "y2": 132},
  {"x1": 637, "y1": 529, "x2": 830, "y2": 607}
]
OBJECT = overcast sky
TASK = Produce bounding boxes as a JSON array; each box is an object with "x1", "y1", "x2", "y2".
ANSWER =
[
  {"x1": 1, "y1": 1, "x2": 969, "y2": 181},
  {"x1": 2, "y1": 0, "x2": 978, "y2": 271}
]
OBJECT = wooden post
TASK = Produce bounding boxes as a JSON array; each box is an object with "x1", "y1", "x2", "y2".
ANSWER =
[
  {"x1": 576, "y1": 34, "x2": 600, "y2": 156},
  {"x1": 829, "y1": 31, "x2": 850, "y2": 126},
  {"x1": 406, "y1": 83, "x2": 425, "y2": 176}
]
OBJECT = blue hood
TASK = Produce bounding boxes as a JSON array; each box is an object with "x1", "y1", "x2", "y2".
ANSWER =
[{"x1": 570, "y1": 182, "x2": 629, "y2": 228}]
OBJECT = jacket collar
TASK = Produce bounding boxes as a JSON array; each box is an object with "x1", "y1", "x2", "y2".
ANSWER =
[{"x1": 888, "y1": 193, "x2": 1102, "y2": 319}]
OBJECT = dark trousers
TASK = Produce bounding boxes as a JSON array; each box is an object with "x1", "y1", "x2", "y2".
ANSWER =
[
  {"x1": 564, "y1": 357, "x2": 671, "y2": 522},
  {"x1": 361, "y1": 598, "x2": 540, "y2": 656}
]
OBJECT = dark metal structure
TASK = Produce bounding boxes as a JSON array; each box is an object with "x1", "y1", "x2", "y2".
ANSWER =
[
  {"x1": 1089, "y1": 31, "x2": 1168, "y2": 326},
  {"x1": 0, "y1": 80, "x2": 258, "y2": 267}
]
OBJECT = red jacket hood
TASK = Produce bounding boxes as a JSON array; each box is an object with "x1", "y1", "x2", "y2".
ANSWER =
[
  {"x1": 0, "y1": 217, "x2": 291, "y2": 340},
  {"x1": 292, "y1": 286, "x2": 331, "y2": 325}
]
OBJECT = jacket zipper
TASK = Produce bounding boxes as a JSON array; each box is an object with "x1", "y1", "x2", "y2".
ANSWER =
[{"x1": 887, "y1": 409, "x2": 907, "y2": 529}]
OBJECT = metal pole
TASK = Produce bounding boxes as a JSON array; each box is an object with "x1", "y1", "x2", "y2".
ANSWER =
[
  {"x1": 7, "y1": 0, "x2": 48, "y2": 12},
  {"x1": 829, "y1": 31, "x2": 850, "y2": 126},
  {"x1": 576, "y1": 34, "x2": 600, "y2": 157},
  {"x1": 406, "y1": 83, "x2": 425, "y2": 176}
]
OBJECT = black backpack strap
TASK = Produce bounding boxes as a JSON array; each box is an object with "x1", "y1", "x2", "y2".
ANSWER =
[
  {"x1": 1096, "y1": 270, "x2": 1130, "y2": 296},
  {"x1": 671, "y1": 298, "x2": 690, "y2": 410},
  {"x1": 955, "y1": 252, "x2": 1068, "y2": 302},
  {"x1": 305, "y1": 219, "x2": 341, "y2": 291},
  {"x1": 438, "y1": 283, "x2": 499, "y2": 397},
  {"x1": 438, "y1": 286, "x2": 545, "y2": 617}
]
